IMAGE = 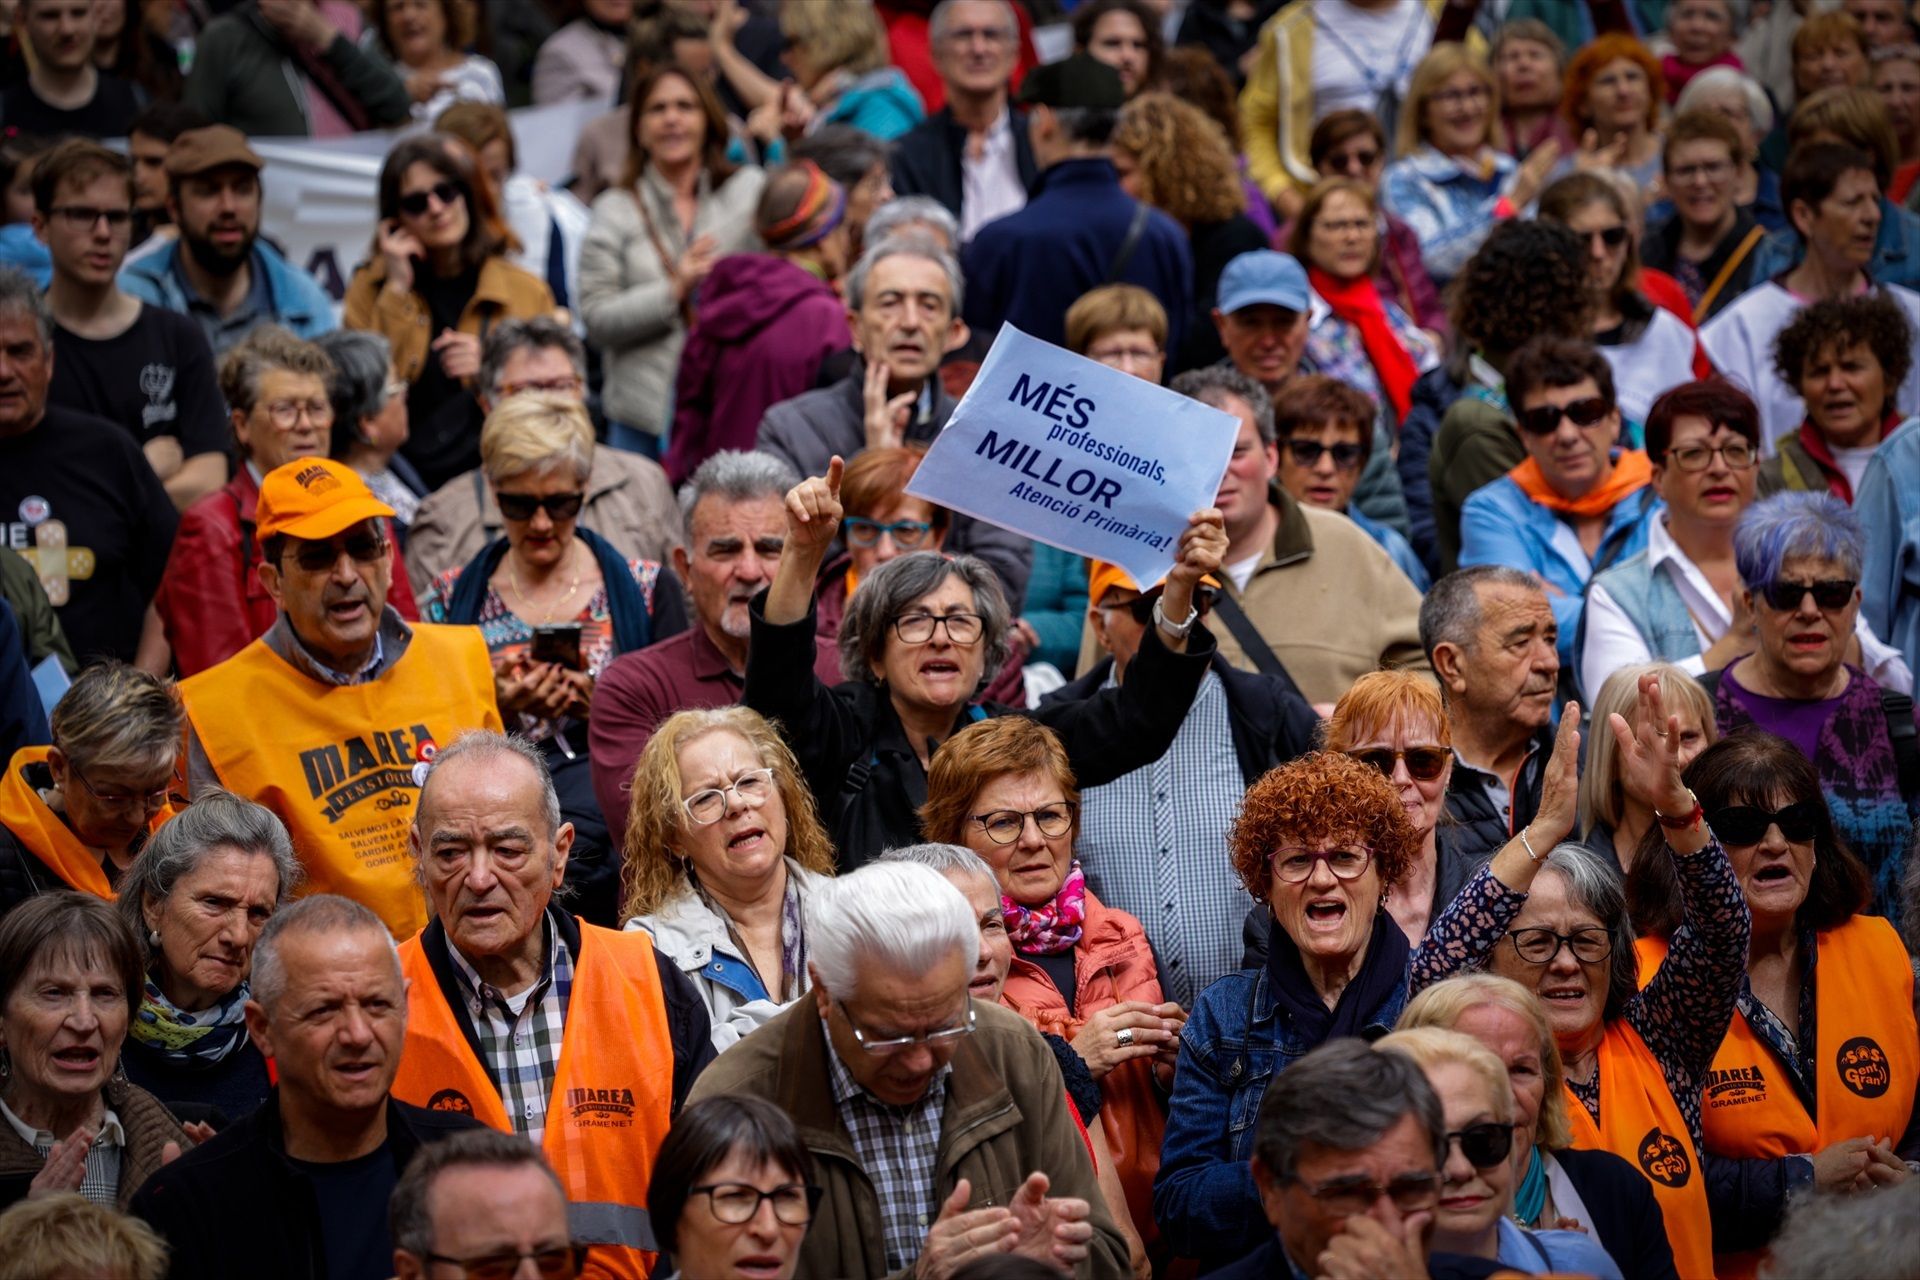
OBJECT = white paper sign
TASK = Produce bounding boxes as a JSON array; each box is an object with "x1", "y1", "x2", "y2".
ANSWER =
[{"x1": 906, "y1": 325, "x2": 1238, "y2": 588}]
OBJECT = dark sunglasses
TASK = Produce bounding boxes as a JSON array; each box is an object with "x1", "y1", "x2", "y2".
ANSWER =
[
  {"x1": 1710, "y1": 800, "x2": 1823, "y2": 846},
  {"x1": 496, "y1": 492, "x2": 585, "y2": 522},
  {"x1": 1758, "y1": 578, "x2": 1856, "y2": 612},
  {"x1": 1583, "y1": 225, "x2": 1629, "y2": 248},
  {"x1": 284, "y1": 531, "x2": 387, "y2": 573},
  {"x1": 398, "y1": 180, "x2": 462, "y2": 217},
  {"x1": 1284, "y1": 438, "x2": 1365, "y2": 470},
  {"x1": 1348, "y1": 746, "x2": 1450, "y2": 782},
  {"x1": 1516, "y1": 395, "x2": 1611, "y2": 436},
  {"x1": 1447, "y1": 1121, "x2": 1517, "y2": 1169}
]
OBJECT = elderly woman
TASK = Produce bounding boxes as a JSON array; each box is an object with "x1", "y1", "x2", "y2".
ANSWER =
[
  {"x1": 1578, "y1": 664, "x2": 1716, "y2": 873},
  {"x1": 1381, "y1": 43, "x2": 1559, "y2": 287},
  {"x1": 1398, "y1": 975, "x2": 1680, "y2": 1280},
  {"x1": 1709, "y1": 492, "x2": 1918, "y2": 915},
  {"x1": 1414, "y1": 676, "x2": 1750, "y2": 1280},
  {"x1": 711, "y1": 0, "x2": 922, "y2": 142},
  {"x1": 424, "y1": 393, "x2": 687, "y2": 925},
  {"x1": 920, "y1": 716, "x2": 1174, "y2": 1261},
  {"x1": 0, "y1": 894, "x2": 189, "y2": 1210},
  {"x1": 1763, "y1": 294, "x2": 1916, "y2": 503},
  {"x1": 815, "y1": 446, "x2": 945, "y2": 640},
  {"x1": 1378, "y1": 1027, "x2": 1625, "y2": 1276},
  {"x1": 745, "y1": 460, "x2": 1224, "y2": 867},
  {"x1": 1152, "y1": 751, "x2": 1422, "y2": 1270},
  {"x1": 369, "y1": 0, "x2": 504, "y2": 122},
  {"x1": 1304, "y1": 110, "x2": 1447, "y2": 335},
  {"x1": 317, "y1": 329, "x2": 424, "y2": 537},
  {"x1": 620, "y1": 707, "x2": 835, "y2": 1052},
  {"x1": 578, "y1": 65, "x2": 764, "y2": 458},
  {"x1": 1643, "y1": 112, "x2": 1767, "y2": 325},
  {"x1": 114, "y1": 793, "x2": 297, "y2": 1121},
  {"x1": 1660, "y1": 0, "x2": 1741, "y2": 104},
  {"x1": 0, "y1": 665, "x2": 179, "y2": 915},
  {"x1": 1561, "y1": 35, "x2": 1667, "y2": 190},
  {"x1": 645, "y1": 1095, "x2": 818, "y2": 1280},
  {"x1": 1495, "y1": 19, "x2": 1575, "y2": 161},
  {"x1": 1628, "y1": 732, "x2": 1916, "y2": 1277},
  {"x1": 1672, "y1": 67, "x2": 1784, "y2": 231}
]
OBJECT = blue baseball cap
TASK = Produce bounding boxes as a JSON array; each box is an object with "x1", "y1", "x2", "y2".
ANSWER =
[{"x1": 1215, "y1": 250, "x2": 1310, "y2": 316}]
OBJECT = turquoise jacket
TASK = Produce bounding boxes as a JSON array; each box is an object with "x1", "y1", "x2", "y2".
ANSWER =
[
  {"x1": 120, "y1": 238, "x2": 337, "y2": 343},
  {"x1": 1859, "y1": 425, "x2": 1920, "y2": 680},
  {"x1": 823, "y1": 67, "x2": 924, "y2": 142}
]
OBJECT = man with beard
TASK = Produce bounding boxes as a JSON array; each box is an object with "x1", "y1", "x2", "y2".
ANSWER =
[{"x1": 120, "y1": 126, "x2": 335, "y2": 356}]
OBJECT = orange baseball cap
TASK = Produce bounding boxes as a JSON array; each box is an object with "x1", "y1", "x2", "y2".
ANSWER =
[
  {"x1": 255, "y1": 459, "x2": 395, "y2": 542},
  {"x1": 1087, "y1": 560, "x2": 1221, "y2": 605}
]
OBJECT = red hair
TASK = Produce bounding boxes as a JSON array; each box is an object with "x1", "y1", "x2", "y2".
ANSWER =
[{"x1": 1561, "y1": 35, "x2": 1666, "y2": 134}]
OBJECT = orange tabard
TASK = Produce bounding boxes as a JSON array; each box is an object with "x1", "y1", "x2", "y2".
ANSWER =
[{"x1": 0, "y1": 745, "x2": 177, "y2": 897}]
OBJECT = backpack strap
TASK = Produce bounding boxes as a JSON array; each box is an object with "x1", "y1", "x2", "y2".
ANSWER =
[{"x1": 1880, "y1": 688, "x2": 1920, "y2": 809}]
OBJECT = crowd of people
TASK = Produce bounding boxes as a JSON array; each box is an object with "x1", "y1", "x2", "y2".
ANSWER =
[{"x1": 0, "y1": 0, "x2": 1915, "y2": 1277}]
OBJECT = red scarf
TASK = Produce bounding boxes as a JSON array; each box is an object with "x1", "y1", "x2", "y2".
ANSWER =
[{"x1": 1309, "y1": 266, "x2": 1418, "y2": 423}]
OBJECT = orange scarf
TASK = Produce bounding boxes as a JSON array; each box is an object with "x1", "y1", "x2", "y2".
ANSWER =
[{"x1": 1508, "y1": 449, "x2": 1654, "y2": 518}]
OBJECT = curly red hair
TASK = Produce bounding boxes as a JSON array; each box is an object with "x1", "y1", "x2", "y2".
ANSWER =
[
  {"x1": 1561, "y1": 34, "x2": 1666, "y2": 135},
  {"x1": 1230, "y1": 751, "x2": 1420, "y2": 901}
]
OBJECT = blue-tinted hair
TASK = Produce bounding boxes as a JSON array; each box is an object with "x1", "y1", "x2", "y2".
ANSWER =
[{"x1": 1733, "y1": 491, "x2": 1865, "y2": 589}]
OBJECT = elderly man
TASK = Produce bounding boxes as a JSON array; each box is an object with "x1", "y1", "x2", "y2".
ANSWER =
[
  {"x1": 891, "y1": 0, "x2": 1036, "y2": 241},
  {"x1": 391, "y1": 1130, "x2": 581, "y2": 1280},
  {"x1": 756, "y1": 234, "x2": 1031, "y2": 608},
  {"x1": 403, "y1": 318, "x2": 680, "y2": 600},
  {"x1": 179, "y1": 458, "x2": 503, "y2": 938},
  {"x1": 130, "y1": 895, "x2": 480, "y2": 1279},
  {"x1": 158, "y1": 326, "x2": 418, "y2": 678},
  {"x1": 1421, "y1": 566, "x2": 1560, "y2": 868},
  {"x1": 390, "y1": 731, "x2": 714, "y2": 1280},
  {"x1": 690, "y1": 860, "x2": 1125, "y2": 1278}
]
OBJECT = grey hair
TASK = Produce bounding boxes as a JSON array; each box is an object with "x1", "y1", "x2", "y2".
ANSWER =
[
  {"x1": 1253, "y1": 1039, "x2": 1447, "y2": 1180},
  {"x1": 479, "y1": 316, "x2": 586, "y2": 398},
  {"x1": 50, "y1": 661, "x2": 183, "y2": 774},
  {"x1": 0, "y1": 267, "x2": 52, "y2": 345},
  {"x1": 677, "y1": 450, "x2": 799, "y2": 544},
  {"x1": 875, "y1": 842, "x2": 998, "y2": 895},
  {"x1": 1538, "y1": 842, "x2": 1638, "y2": 1025},
  {"x1": 1418, "y1": 565, "x2": 1545, "y2": 664},
  {"x1": 928, "y1": 0, "x2": 1017, "y2": 45},
  {"x1": 250, "y1": 894, "x2": 398, "y2": 1011},
  {"x1": 838, "y1": 551, "x2": 1012, "y2": 686},
  {"x1": 390, "y1": 1129, "x2": 564, "y2": 1260},
  {"x1": 116, "y1": 790, "x2": 302, "y2": 965},
  {"x1": 1761, "y1": 1176, "x2": 1920, "y2": 1279},
  {"x1": 864, "y1": 196, "x2": 961, "y2": 253},
  {"x1": 418, "y1": 731, "x2": 563, "y2": 837},
  {"x1": 314, "y1": 329, "x2": 395, "y2": 441},
  {"x1": 805, "y1": 861, "x2": 978, "y2": 998},
  {"x1": 1171, "y1": 366, "x2": 1275, "y2": 445},
  {"x1": 1675, "y1": 66, "x2": 1774, "y2": 136},
  {"x1": 845, "y1": 231, "x2": 964, "y2": 314}
]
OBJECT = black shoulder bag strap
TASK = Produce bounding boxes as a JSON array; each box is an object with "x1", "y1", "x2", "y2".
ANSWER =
[
  {"x1": 1880, "y1": 689, "x2": 1920, "y2": 808},
  {"x1": 1211, "y1": 590, "x2": 1303, "y2": 700},
  {"x1": 1105, "y1": 202, "x2": 1151, "y2": 285}
]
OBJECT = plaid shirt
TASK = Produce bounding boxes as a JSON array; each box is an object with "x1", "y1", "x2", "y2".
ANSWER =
[
  {"x1": 823, "y1": 1029, "x2": 950, "y2": 1272},
  {"x1": 447, "y1": 914, "x2": 573, "y2": 1145},
  {"x1": 0, "y1": 1097, "x2": 124, "y2": 1206}
]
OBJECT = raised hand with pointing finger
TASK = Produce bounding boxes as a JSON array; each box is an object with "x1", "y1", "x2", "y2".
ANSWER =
[{"x1": 765, "y1": 457, "x2": 845, "y2": 627}]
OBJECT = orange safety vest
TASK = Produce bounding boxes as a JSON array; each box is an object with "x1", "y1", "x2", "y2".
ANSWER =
[
  {"x1": 392, "y1": 922, "x2": 675, "y2": 1280},
  {"x1": 1564, "y1": 1019, "x2": 1716, "y2": 1280},
  {"x1": 178, "y1": 624, "x2": 501, "y2": 939},
  {"x1": 0, "y1": 745, "x2": 177, "y2": 898},
  {"x1": 1640, "y1": 923, "x2": 1918, "y2": 1280}
]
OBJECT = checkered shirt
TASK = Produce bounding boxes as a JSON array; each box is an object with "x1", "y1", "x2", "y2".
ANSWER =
[
  {"x1": 446, "y1": 914, "x2": 573, "y2": 1145},
  {"x1": 823, "y1": 1027, "x2": 951, "y2": 1272},
  {"x1": 0, "y1": 1097, "x2": 124, "y2": 1206}
]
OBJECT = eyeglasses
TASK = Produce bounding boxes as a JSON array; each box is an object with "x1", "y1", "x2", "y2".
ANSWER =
[
  {"x1": 1504, "y1": 926, "x2": 1612, "y2": 966},
  {"x1": 1430, "y1": 85, "x2": 1491, "y2": 108},
  {"x1": 839, "y1": 1000, "x2": 976, "y2": 1056},
  {"x1": 1669, "y1": 159, "x2": 1734, "y2": 184},
  {"x1": 1100, "y1": 587, "x2": 1216, "y2": 625},
  {"x1": 1289, "y1": 1170, "x2": 1442, "y2": 1217},
  {"x1": 890, "y1": 611, "x2": 983, "y2": 644},
  {"x1": 398, "y1": 180, "x2": 462, "y2": 217},
  {"x1": 49, "y1": 205, "x2": 132, "y2": 231},
  {"x1": 1758, "y1": 578, "x2": 1856, "y2": 612},
  {"x1": 497, "y1": 375, "x2": 584, "y2": 398},
  {"x1": 1665, "y1": 440, "x2": 1756, "y2": 472},
  {"x1": 1270, "y1": 847, "x2": 1373, "y2": 883},
  {"x1": 1580, "y1": 225, "x2": 1630, "y2": 249},
  {"x1": 1283, "y1": 439, "x2": 1365, "y2": 471},
  {"x1": 421, "y1": 1244, "x2": 588, "y2": 1280},
  {"x1": 1516, "y1": 396, "x2": 1611, "y2": 436},
  {"x1": 1088, "y1": 345, "x2": 1163, "y2": 370},
  {"x1": 682, "y1": 767, "x2": 775, "y2": 826},
  {"x1": 690, "y1": 1181, "x2": 822, "y2": 1227},
  {"x1": 971, "y1": 801, "x2": 1078, "y2": 845},
  {"x1": 1447, "y1": 1121, "x2": 1517, "y2": 1169},
  {"x1": 1348, "y1": 746, "x2": 1450, "y2": 782},
  {"x1": 283, "y1": 530, "x2": 388, "y2": 573},
  {"x1": 65, "y1": 763, "x2": 171, "y2": 812},
  {"x1": 261, "y1": 398, "x2": 333, "y2": 430},
  {"x1": 843, "y1": 517, "x2": 934, "y2": 550},
  {"x1": 1710, "y1": 800, "x2": 1823, "y2": 846},
  {"x1": 495, "y1": 492, "x2": 585, "y2": 522}
]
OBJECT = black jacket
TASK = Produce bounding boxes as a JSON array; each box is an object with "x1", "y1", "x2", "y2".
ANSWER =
[
  {"x1": 1641, "y1": 209, "x2": 1763, "y2": 325},
  {"x1": 1554, "y1": 1146, "x2": 1682, "y2": 1280},
  {"x1": 0, "y1": 824, "x2": 66, "y2": 918},
  {"x1": 1443, "y1": 726, "x2": 1554, "y2": 868},
  {"x1": 129, "y1": 1093, "x2": 480, "y2": 1280},
  {"x1": 889, "y1": 105, "x2": 1039, "y2": 222}
]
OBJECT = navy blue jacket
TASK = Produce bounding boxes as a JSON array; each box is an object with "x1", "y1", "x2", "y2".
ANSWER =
[{"x1": 0, "y1": 601, "x2": 46, "y2": 764}]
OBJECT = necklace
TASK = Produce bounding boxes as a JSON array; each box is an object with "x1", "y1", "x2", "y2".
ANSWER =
[{"x1": 504, "y1": 540, "x2": 585, "y2": 625}]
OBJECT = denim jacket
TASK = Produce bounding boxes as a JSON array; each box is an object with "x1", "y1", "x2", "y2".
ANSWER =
[{"x1": 1152, "y1": 964, "x2": 1409, "y2": 1269}]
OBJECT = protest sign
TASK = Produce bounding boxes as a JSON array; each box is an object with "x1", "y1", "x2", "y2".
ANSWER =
[{"x1": 906, "y1": 325, "x2": 1237, "y2": 588}]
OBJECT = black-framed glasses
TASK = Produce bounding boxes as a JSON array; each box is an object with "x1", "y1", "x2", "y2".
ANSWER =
[
  {"x1": 1348, "y1": 746, "x2": 1450, "y2": 782},
  {"x1": 890, "y1": 611, "x2": 982, "y2": 644},
  {"x1": 398, "y1": 180, "x2": 462, "y2": 217},
  {"x1": 1710, "y1": 800, "x2": 1823, "y2": 846},
  {"x1": 838, "y1": 1000, "x2": 976, "y2": 1055},
  {"x1": 284, "y1": 530, "x2": 388, "y2": 573},
  {"x1": 49, "y1": 204, "x2": 132, "y2": 231},
  {"x1": 1516, "y1": 396, "x2": 1611, "y2": 436},
  {"x1": 1283, "y1": 438, "x2": 1364, "y2": 471},
  {"x1": 843, "y1": 517, "x2": 934, "y2": 550},
  {"x1": 1270, "y1": 846, "x2": 1373, "y2": 883},
  {"x1": 1289, "y1": 1170, "x2": 1442, "y2": 1217},
  {"x1": 971, "y1": 801, "x2": 1078, "y2": 845},
  {"x1": 690, "y1": 1181, "x2": 822, "y2": 1226},
  {"x1": 1758, "y1": 578, "x2": 1856, "y2": 612},
  {"x1": 262, "y1": 398, "x2": 333, "y2": 430},
  {"x1": 496, "y1": 492, "x2": 585, "y2": 522},
  {"x1": 1665, "y1": 440, "x2": 1756, "y2": 472},
  {"x1": 1504, "y1": 926, "x2": 1612, "y2": 966},
  {"x1": 66, "y1": 762, "x2": 171, "y2": 812},
  {"x1": 1447, "y1": 1121, "x2": 1517, "y2": 1169},
  {"x1": 682, "y1": 767, "x2": 775, "y2": 826},
  {"x1": 422, "y1": 1244, "x2": 587, "y2": 1280}
]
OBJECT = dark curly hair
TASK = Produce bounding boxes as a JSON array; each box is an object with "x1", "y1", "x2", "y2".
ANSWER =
[
  {"x1": 1770, "y1": 292, "x2": 1915, "y2": 395},
  {"x1": 1230, "y1": 752, "x2": 1421, "y2": 902},
  {"x1": 1447, "y1": 220, "x2": 1593, "y2": 367}
]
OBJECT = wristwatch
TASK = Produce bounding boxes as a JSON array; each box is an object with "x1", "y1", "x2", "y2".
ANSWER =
[{"x1": 1153, "y1": 596, "x2": 1197, "y2": 640}]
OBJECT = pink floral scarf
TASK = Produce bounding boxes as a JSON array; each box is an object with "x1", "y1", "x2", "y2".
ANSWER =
[{"x1": 1003, "y1": 861, "x2": 1086, "y2": 955}]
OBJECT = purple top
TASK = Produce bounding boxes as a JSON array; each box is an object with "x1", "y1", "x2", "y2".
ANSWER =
[{"x1": 1722, "y1": 662, "x2": 1847, "y2": 765}]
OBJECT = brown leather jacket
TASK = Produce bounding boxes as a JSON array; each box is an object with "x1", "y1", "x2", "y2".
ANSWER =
[{"x1": 0, "y1": 1075, "x2": 188, "y2": 1211}]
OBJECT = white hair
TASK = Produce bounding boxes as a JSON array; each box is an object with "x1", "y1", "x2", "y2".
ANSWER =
[
  {"x1": 1676, "y1": 66, "x2": 1775, "y2": 136},
  {"x1": 805, "y1": 862, "x2": 978, "y2": 997}
]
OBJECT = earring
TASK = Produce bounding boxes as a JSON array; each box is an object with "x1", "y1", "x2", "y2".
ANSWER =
[{"x1": 148, "y1": 929, "x2": 160, "y2": 947}]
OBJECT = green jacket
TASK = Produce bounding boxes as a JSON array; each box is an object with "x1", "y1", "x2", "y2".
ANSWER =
[
  {"x1": 1430, "y1": 396, "x2": 1523, "y2": 574},
  {"x1": 0, "y1": 549, "x2": 73, "y2": 676},
  {"x1": 182, "y1": 3, "x2": 409, "y2": 138}
]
